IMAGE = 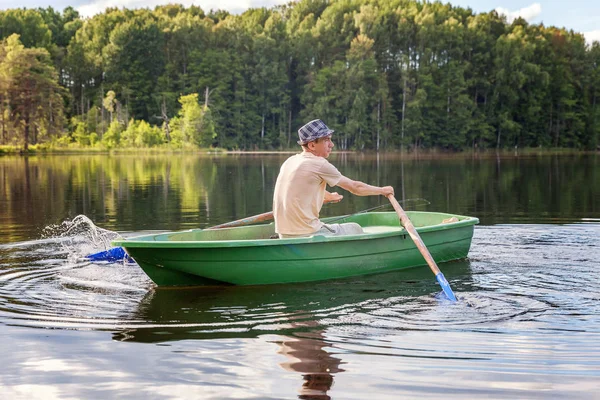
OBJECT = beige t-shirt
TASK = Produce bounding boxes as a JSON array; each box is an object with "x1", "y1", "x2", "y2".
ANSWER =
[{"x1": 273, "y1": 152, "x2": 342, "y2": 235}]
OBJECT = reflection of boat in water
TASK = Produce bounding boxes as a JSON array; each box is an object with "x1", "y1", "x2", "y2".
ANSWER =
[
  {"x1": 115, "y1": 261, "x2": 472, "y2": 400},
  {"x1": 113, "y1": 259, "x2": 473, "y2": 344},
  {"x1": 112, "y1": 211, "x2": 478, "y2": 287}
]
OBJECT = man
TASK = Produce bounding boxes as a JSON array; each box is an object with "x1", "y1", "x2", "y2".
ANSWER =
[{"x1": 273, "y1": 119, "x2": 394, "y2": 239}]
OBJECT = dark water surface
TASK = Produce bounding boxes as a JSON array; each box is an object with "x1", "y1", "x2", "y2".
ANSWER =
[{"x1": 0, "y1": 153, "x2": 599, "y2": 399}]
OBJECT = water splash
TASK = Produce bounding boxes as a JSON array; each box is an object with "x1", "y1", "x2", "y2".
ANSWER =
[
  {"x1": 41, "y1": 215, "x2": 122, "y2": 262},
  {"x1": 0, "y1": 216, "x2": 151, "y2": 330}
]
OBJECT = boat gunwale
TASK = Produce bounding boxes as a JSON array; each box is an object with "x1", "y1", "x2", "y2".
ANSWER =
[{"x1": 111, "y1": 212, "x2": 479, "y2": 249}]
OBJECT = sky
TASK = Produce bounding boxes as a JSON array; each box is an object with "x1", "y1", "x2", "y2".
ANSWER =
[{"x1": 0, "y1": 0, "x2": 598, "y2": 45}]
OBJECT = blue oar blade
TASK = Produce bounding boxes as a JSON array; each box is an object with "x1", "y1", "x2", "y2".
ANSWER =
[
  {"x1": 435, "y1": 272, "x2": 457, "y2": 302},
  {"x1": 86, "y1": 246, "x2": 131, "y2": 262}
]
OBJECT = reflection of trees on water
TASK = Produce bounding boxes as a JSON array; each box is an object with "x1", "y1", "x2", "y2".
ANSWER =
[{"x1": 2, "y1": 153, "x2": 598, "y2": 240}]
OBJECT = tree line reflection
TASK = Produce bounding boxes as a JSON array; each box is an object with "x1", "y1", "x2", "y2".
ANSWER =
[{"x1": 1, "y1": 153, "x2": 598, "y2": 243}]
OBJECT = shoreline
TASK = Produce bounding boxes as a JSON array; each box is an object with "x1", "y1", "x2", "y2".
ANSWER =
[{"x1": 1, "y1": 145, "x2": 597, "y2": 157}]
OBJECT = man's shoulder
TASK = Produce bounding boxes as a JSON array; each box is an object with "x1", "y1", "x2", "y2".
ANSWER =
[
  {"x1": 300, "y1": 152, "x2": 331, "y2": 165},
  {"x1": 284, "y1": 152, "x2": 322, "y2": 166},
  {"x1": 284, "y1": 152, "x2": 339, "y2": 173},
  {"x1": 281, "y1": 153, "x2": 302, "y2": 165}
]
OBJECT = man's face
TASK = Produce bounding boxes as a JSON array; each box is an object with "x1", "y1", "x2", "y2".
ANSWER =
[{"x1": 309, "y1": 135, "x2": 334, "y2": 158}]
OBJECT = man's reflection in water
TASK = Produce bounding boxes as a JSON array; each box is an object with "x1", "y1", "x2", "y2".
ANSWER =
[{"x1": 278, "y1": 330, "x2": 344, "y2": 400}]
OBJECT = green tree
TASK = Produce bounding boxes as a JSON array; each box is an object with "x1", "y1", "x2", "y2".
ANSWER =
[
  {"x1": 103, "y1": 11, "x2": 165, "y2": 121},
  {"x1": 0, "y1": 34, "x2": 65, "y2": 151},
  {"x1": 0, "y1": 9, "x2": 52, "y2": 49},
  {"x1": 584, "y1": 42, "x2": 600, "y2": 149},
  {"x1": 1, "y1": 2, "x2": 599, "y2": 151},
  {"x1": 171, "y1": 93, "x2": 215, "y2": 147}
]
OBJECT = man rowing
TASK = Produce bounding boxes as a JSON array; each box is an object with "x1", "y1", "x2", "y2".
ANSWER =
[{"x1": 273, "y1": 119, "x2": 394, "y2": 239}]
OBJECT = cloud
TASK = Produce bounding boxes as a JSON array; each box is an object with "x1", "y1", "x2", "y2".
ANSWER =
[
  {"x1": 76, "y1": 0, "x2": 287, "y2": 18},
  {"x1": 583, "y1": 30, "x2": 600, "y2": 46},
  {"x1": 495, "y1": 3, "x2": 542, "y2": 23}
]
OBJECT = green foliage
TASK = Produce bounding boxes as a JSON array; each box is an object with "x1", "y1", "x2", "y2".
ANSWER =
[
  {"x1": 121, "y1": 119, "x2": 165, "y2": 147},
  {"x1": 179, "y1": 93, "x2": 203, "y2": 144},
  {"x1": 0, "y1": 34, "x2": 65, "y2": 151},
  {"x1": 169, "y1": 93, "x2": 216, "y2": 148},
  {"x1": 72, "y1": 118, "x2": 90, "y2": 146},
  {"x1": 103, "y1": 11, "x2": 165, "y2": 120},
  {"x1": 90, "y1": 132, "x2": 99, "y2": 145},
  {"x1": 103, "y1": 90, "x2": 117, "y2": 116},
  {"x1": 0, "y1": 2, "x2": 599, "y2": 150},
  {"x1": 102, "y1": 120, "x2": 124, "y2": 149},
  {"x1": 0, "y1": 9, "x2": 53, "y2": 48}
]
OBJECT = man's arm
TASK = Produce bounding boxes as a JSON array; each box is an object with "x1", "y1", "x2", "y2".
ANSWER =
[{"x1": 336, "y1": 176, "x2": 394, "y2": 197}]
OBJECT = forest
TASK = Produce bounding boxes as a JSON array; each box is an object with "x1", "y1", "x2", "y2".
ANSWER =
[{"x1": 0, "y1": 0, "x2": 599, "y2": 151}]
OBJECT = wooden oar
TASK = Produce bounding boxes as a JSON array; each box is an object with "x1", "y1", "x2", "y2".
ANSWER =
[
  {"x1": 86, "y1": 210, "x2": 277, "y2": 262},
  {"x1": 88, "y1": 194, "x2": 347, "y2": 261},
  {"x1": 206, "y1": 211, "x2": 274, "y2": 230},
  {"x1": 88, "y1": 195, "x2": 352, "y2": 262},
  {"x1": 387, "y1": 194, "x2": 457, "y2": 301}
]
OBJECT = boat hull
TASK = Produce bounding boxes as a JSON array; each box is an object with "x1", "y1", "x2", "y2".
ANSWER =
[{"x1": 113, "y1": 212, "x2": 478, "y2": 286}]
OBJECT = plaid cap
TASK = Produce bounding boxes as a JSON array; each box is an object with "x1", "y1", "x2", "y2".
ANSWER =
[{"x1": 297, "y1": 119, "x2": 334, "y2": 145}]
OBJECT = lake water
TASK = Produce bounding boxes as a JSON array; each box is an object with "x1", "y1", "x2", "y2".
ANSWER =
[{"x1": 0, "y1": 153, "x2": 599, "y2": 399}]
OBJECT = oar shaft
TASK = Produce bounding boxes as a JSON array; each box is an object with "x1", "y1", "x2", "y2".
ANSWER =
[
  {"x1": 387, "y1": 195, "x2": 441, "y2": 275},
  {"x1": 207, "y1": 211, "x2": 274, "y2": 230},
  {"x1": 388, "y1": 194, "x2": 456, "y2": 301},
  {"x1": 207, "y1": 197, "x2": 346, "y2": 230}
]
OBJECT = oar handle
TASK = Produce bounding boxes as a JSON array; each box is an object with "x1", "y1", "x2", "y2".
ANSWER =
[{"x1": 387, "y1": 194, "x2": 442, "y2": 276}]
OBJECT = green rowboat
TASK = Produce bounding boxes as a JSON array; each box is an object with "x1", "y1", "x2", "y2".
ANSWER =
[{"x1": 111, "y1": 211, "x2": 479, "y2": 287}]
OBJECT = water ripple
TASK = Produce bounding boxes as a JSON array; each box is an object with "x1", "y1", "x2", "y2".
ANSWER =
[{"x1": 0, "y1": 223, "x2": 598, "y2": 344}]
